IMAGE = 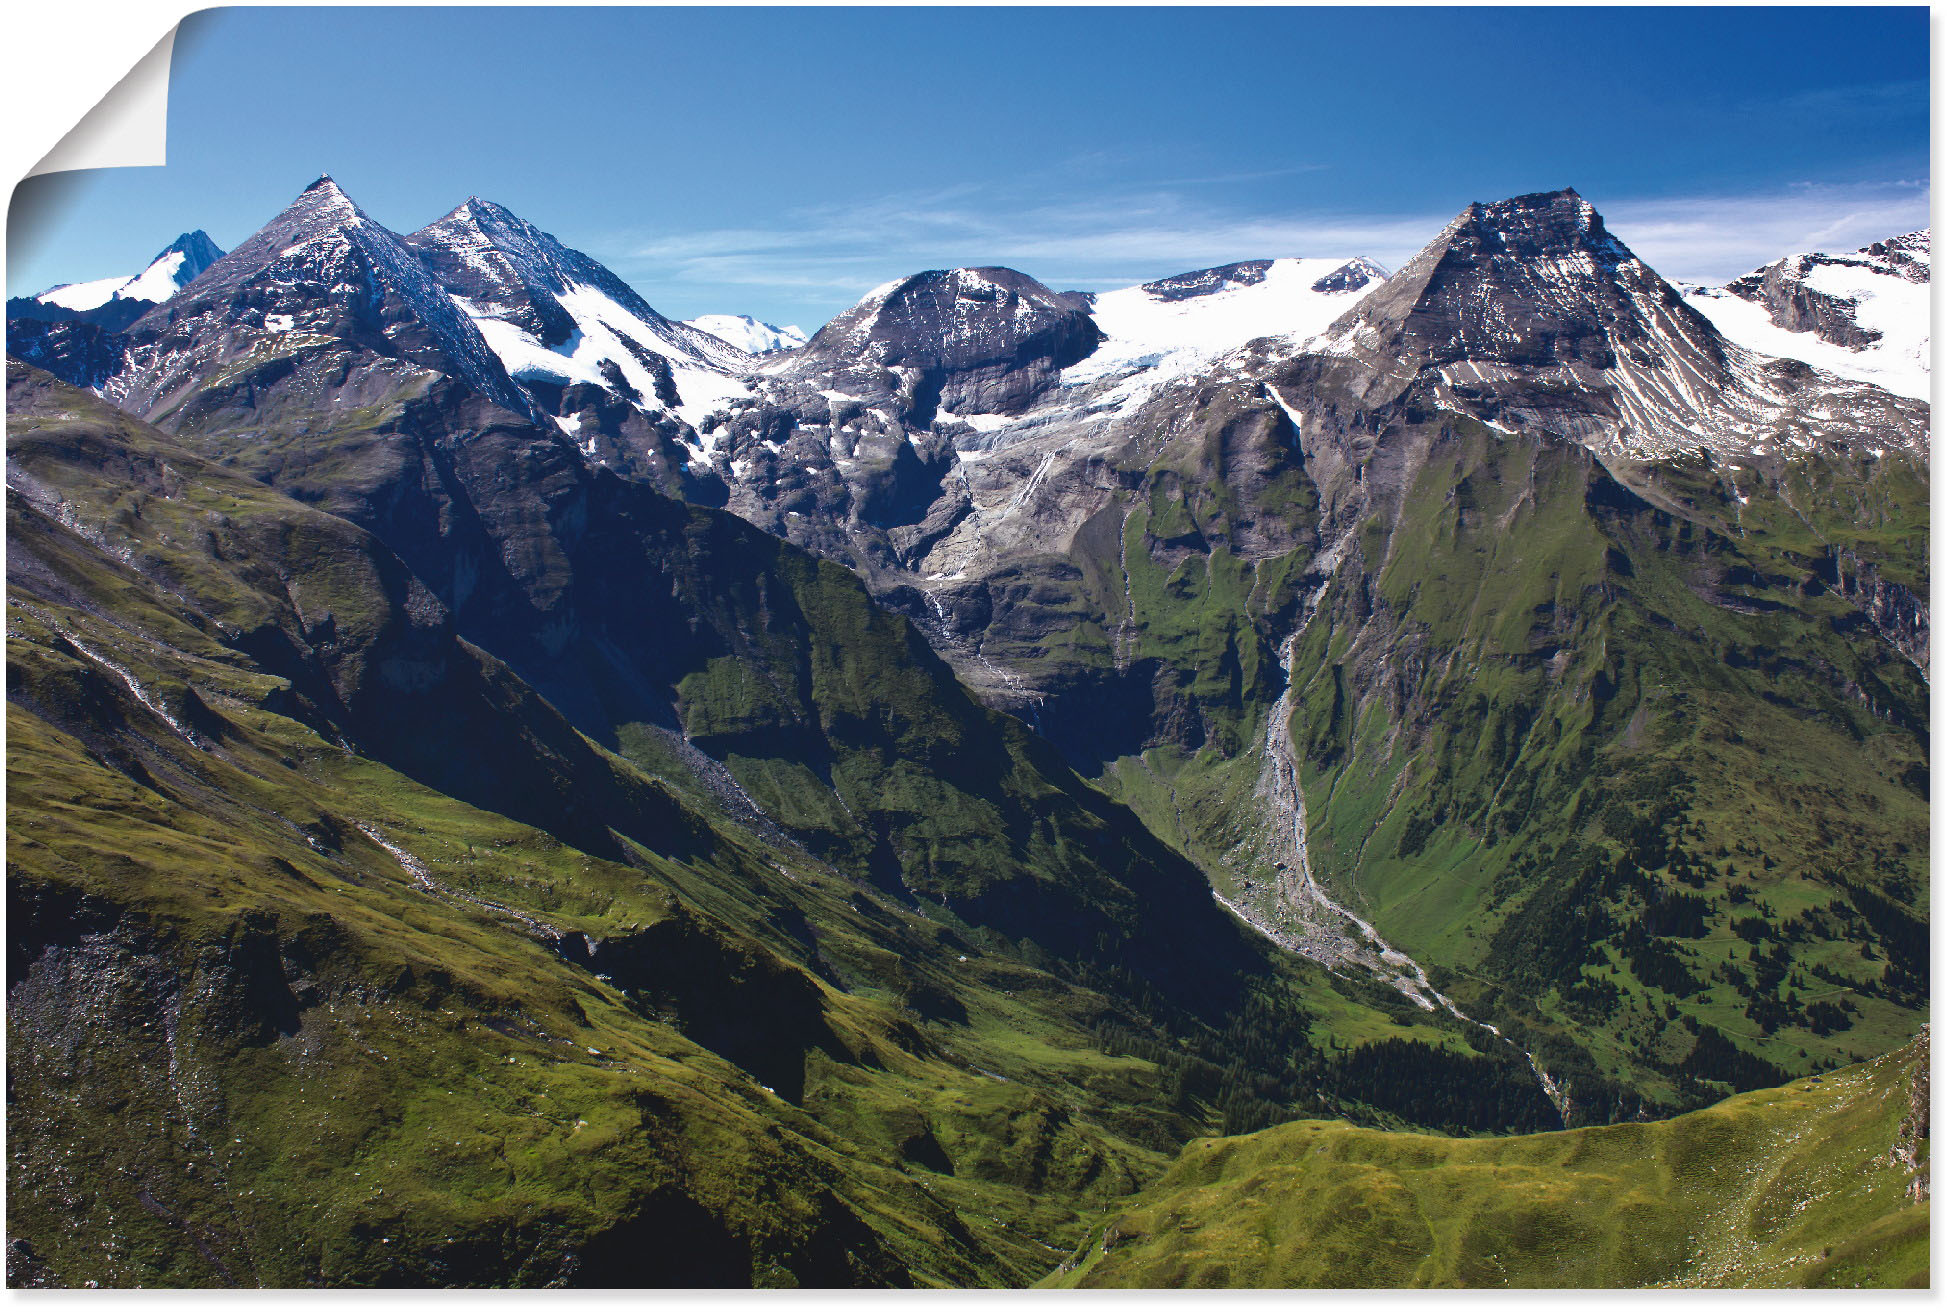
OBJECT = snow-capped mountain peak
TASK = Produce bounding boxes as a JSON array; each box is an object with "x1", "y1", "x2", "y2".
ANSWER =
[
  {"x1": 407, "y1": 197, "x2": 755, "y2": 429},
  {"x1": 22, "y1": 230, "x2": 226, "y2": 328},
  {"x1": 1678, "y1": 229, "x2": 1930, "y2": 401},
  {"x1": 116, "y1": 231, "x2": 226, "y2": 304},
  {"x1": 97, "y1": 176, "x2": 537, "y2": 422},
  {"x1": 684, "y1": 314, "x2": 808, "y2": 355},
  {"x1": 1312, "y1": 188, "x2": 1925, "y2": 459}
]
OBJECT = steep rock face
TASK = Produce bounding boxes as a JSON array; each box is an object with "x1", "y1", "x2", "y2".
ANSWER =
[
  {"x1": 404, "y1": 196, "x2": 750, "y2": 497},
  {"x1": 406, "y1": 199, "x2": 750, "y2": 405},
  {"x1": 1727, "y1": 230, "x2": 1930, "y2": 346},
  {"x1": 795, "y1": 266, "x2": 1101, "y2": 420},
  {"x1": 5, "y1": 317, "x2": 131, "y2": 390},
  {"x1": 1310, "y1": 189, "x2": 1926, "y2": 461},
  {"x1": 1825, "y1": 546, "x2": 1930, "y2": 670}
]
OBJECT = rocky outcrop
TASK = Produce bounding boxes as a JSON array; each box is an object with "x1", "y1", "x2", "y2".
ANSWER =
[
  {"x1": 1725, "y1": 230, "x2": 1931, "y2": 350},
  {"x1": 1824, "y1": 547, "x2": 1929, "y2": 674},
  {"x1": 1727, "y1": 258, "x2": 1884, "y2": 349},
  {"x1": 1140, "y1": 260, "x2": 1276, "y2": 301},
  {"x1": 794, "y1": 266, "x2": 1101, "y2": 420},
  {"x1": 5, "y1": 317, "x2": 131, "y2": 390}
]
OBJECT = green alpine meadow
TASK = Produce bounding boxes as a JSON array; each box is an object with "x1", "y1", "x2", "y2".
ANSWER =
[{"x1": 3, "y1": 8, "x2": 1929, "y2": 1285}]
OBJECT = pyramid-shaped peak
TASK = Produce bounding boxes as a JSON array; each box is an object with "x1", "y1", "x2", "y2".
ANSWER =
[
  {"x1": 272, "y1": 175, "x2": 369, "y2": 234},
  {"x1": 295, "y1": 175, "x2": 360, "y2": 210},
  {"x1": 413, "y1": 197, "x2": 564, "y2": 258},
  {"x1": 1312, "y1": 187, "x2": 1697, "y2": 386},
  {"x1": 405, "y1": 193, "x2": 746, "y2": 371},
  {"x1": 157, "y1": 230, "x2": 222, "y2": 258},
  {"x1": 141, "y1": 231, "x2": 226, "y2": 284},
  {"x1": 432, "y1": 195, "x2": 518, "y2": 227}
]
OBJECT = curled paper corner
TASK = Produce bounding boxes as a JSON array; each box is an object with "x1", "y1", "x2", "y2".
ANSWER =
[{"x1": 28, "y1": 23, "x2": 180, "y2": 179}]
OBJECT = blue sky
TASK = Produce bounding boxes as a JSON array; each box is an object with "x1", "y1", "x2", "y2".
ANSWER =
[{"x1": 8, "y1": 6, "x2": 1931, "y2": 329}]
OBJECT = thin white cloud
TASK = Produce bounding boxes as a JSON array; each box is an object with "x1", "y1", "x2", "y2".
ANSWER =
[
  {"x1": 1742, "y1": 79, "x2": 1929, "y2": 120},
  {"x1": 1602, "y1": 181, "x2": 1930, "y2": 283},
  {"x1": 602, "y1": 176, "x2": 1929, "y2": 321}
]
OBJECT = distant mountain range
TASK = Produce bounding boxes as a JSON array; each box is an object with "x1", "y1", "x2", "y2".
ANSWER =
[
  {"x1": 684, "y1": 313, "x2": 808, "y2": 355},
  {"x1": 6, "y1": 177, "x2": 1929, "y2": 1289},
  {"x1": 8, "y1": 230, "x2": 226, "y2": 333}
]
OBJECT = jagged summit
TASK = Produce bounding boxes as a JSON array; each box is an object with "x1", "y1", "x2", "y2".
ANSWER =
[
  {"x1": 1861, "y1": 228, "x2": 1930, "y2": 280},
  {"x1": 180, "y1": 174, "x2": 378, "y2": 276},
  {"x1": 282, "y1": 174, "x2": 364, "y2": 227},
  {"x1": 408, "y1": 196, "x2": 739, "y2": 375},
  {"x1": 1320, "y1": 187, "x2": 1656, "y2": 375},
  {"x1": 145, "y1": 230, "x2": 224, "y2": 278},
  {"x1": 105, "y1": 176, "x2": 535, "y2": 420},
  {"x1": 406, "y1": 194, "x2": 748, "y2": 379},
  {"x1": 406, "y1": 195, "x2": 751, "y2": 424}
]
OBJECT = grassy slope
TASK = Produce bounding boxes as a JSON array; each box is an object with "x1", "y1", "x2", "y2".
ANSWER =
[
  {"x1": 1284, "y1": 416, "x2": 1927, "y2": 1113},
  {"x1": 2, "y1": 368, "x2": 1176, "y2": 1286},
  {"x1": 107, "y1": 326, "x2": 1576, "y2": 1135},
  {"x1": 1031, "y1": 381, "x2": 1930, "y2": 1118},
  {"x1": 1050, "y1": 1029, "x2": 1928, "y2": 1289},
  {"x1": 8, "y1": 362, "x2": 1523, "y2": 1286}
]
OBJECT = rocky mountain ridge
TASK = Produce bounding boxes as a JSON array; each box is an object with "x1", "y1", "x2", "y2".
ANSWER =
[
  {"x1": 7, "y1": 178, "x2": 1931, "y2": 1117},
  {"x1": 4, "y1": 173, "x2": 1930, "y2": 1289},
  {"x1": 1681, "y1": 229, "x2": 1930, "y2": 401}
]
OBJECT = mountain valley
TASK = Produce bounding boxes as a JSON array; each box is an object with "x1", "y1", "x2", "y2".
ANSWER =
[{"x1": 5, "y1": 176, "x2": 1929, "y2": 1289}]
